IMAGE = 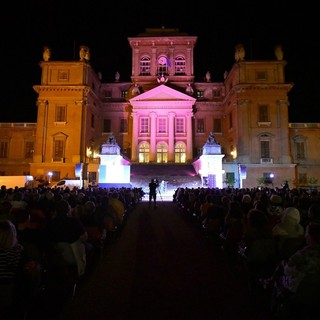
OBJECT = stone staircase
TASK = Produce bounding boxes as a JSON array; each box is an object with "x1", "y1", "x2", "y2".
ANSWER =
[{"x1": 130, "y1": 164, "x2": 202, "y2": 198}]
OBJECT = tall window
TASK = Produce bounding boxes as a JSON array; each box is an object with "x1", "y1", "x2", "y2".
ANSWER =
[
  {"x1": 120, "y1": 118, "x2": 128, "y2": 133},
  {"x1": 294, "y1": 136, "x2": 306, "y2": 160},
  {"x1": 140, "y1": 56, "x2": 151, "y2": 75},
  {"x1": 258, "y1": 105, "x2": 269, "y2": 122},
  {"x1": 139, "y1": 142, "x2": 150, "y2": 163},
  {"x1": 53, "y1": 140, "x2": 65, "y2": 161},
  {"x1": 157, "y1": 55, "x2": 169, "y2": 75},
  {"x1": 295, "y1": 141, "x2": 305, "y2": 160},
  {"x1": 175, "y1": 118, "x2": 185, "y2": 133},
  {"x1": 196, "y1": 119, "x2": 205, "y2": 133},
  {"x1": 158, "y1": 118, "x2": 167, "y2": 133},
  {"x1": 55, "y1": 105, "x2": 66, "y2": 122},
  {"x1": 213, "y1": 118, "x2": 222, "y2": 133},
  {"x1": 140, "y1": 118, "x2": 149, "y2": 133},
  {"x1": 175, "y1": 142, "x2": 186, "y2": 163},
  {"x1": 103, "y1": 119, "x2": 111, "y2": 132},
  {"x1": 156, "y1": 142, "x2": 168, "y2": 163},
  {"x1": 0, "y1": 141, "x2": 8, "y2": 158},
  {"x1": 25, "y1": 141, "x2": 34, "y2": 159},
  {"x1": 260, "y1": 140, "x2": 270, "y2": 158},
  {"x1": 174, "y1": 56, "x2": 186, "y2": 75}
]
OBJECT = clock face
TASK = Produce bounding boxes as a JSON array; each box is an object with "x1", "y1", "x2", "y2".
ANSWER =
[{"x1": 158, "y1": 57, "x2": 166, "y2": 65}]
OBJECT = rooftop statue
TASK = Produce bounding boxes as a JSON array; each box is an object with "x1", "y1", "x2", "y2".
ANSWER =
[{"x1": 43, "y1": 46, "x2": 51, "y2": 61}]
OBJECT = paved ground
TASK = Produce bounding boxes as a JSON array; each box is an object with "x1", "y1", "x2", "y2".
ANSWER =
[{"x1": 61, "y1": 201, "x2": 272, "y2": 320}]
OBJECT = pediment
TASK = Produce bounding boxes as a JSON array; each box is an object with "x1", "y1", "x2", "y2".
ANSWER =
[{"x1": 129, "y1": 84, "x2": 196, "y2": 104}]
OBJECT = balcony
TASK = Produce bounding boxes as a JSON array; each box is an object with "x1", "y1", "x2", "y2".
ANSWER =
[
  {"x1": 52, "y1": 157, "x2": 65, "y2": 163},
  {"x1": 260, "y1": 158, "x2": 273, "y2": 164}
]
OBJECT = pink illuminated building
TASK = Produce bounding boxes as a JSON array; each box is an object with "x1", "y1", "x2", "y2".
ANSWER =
[{"x1": 1, "y1": 28, "x2": 319, "y2": 190}]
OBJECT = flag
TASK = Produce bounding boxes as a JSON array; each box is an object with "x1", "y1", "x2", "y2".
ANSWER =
[{"x1": 166, "y1": 55, "x2": 172, "y2": 67}]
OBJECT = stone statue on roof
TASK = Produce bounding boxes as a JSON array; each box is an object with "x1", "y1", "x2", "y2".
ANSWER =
[{"x1": 43, "y1": 46, "x2": 51, "y2": 61}]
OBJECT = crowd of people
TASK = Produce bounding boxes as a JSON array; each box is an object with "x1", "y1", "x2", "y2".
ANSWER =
[
  {"x1": 1, "y1": 182, "x2": 320, "y2": 319},
  {"x1": 174, "y1": 185, "x2": 320, "y2": 319},
  {"x1": 0, "y1": 184, "x2": 144, "y2": 319}
]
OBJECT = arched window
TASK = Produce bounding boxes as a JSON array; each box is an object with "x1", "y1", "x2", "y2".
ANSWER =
[
  {"x1": 140, "y1": 56, "x2": 151, "y2": 75},
  {"x1": 156, "y1": 142, "x2": 168, "y2": 163},
  {"x1": 175, "y1": 142, "x2": 186, "y2": 163},
  {"x1": 138, "y1": 142, "x2": 150, "y2": 163},
  {"x1": 157, "y1": 55, "x2": 169, "y2": 76},
  {"x1": 174, "y1": 55, "x2": 186, "y2": 75}
]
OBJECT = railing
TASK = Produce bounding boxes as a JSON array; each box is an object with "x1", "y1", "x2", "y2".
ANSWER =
[
  {"x1": 260, "y1": 158, "x2": 273, "y2": 164},
  {"x1": 0, "y1": 122, "x2": 37, "y2": 128}
]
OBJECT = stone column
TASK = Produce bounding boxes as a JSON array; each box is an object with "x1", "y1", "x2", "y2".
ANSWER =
[
  {"x1": 168, "y1": 112, "x2": 175, "y2": 161},
  {"x1": 169, "y1": 48, "x2": 174, "y2": 76},
  {"x1": 150, "y1": 112, "x2": 157, "y2": 162},
  {"x1": 151, "y1": 47, "x2": 157, "y2": 76},
  {"x1": 186, "y1": 112, "x2": 193, "y2": 161},
  {"x1": 131, "y1": 112, "x2": 138, "y2": 161}
]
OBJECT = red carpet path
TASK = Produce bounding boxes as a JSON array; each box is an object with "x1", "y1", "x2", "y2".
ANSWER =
[{"x1": 61, "y1": 201, "x2": 271, "y2": 320}]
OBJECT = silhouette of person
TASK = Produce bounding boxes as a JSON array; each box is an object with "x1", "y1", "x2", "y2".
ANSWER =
[{"x1": 149, "y1": 178, "x2": 159, "y2": 209}]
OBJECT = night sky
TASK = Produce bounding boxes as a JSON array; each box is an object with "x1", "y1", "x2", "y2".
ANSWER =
[{"x1": 2, "y1": 1, "x2": 319, "y2": 123}]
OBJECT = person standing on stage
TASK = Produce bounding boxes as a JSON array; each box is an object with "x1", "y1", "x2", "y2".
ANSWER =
[{"x1": 149, "y1": 178, "x2": 159, "y2": 209}]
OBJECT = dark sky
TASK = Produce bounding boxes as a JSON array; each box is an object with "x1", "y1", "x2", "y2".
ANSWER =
[{"x1": 2, "y1": 1, "x2": 319, "y2": 123}]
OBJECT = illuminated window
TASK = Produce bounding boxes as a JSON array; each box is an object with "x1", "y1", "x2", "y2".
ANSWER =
[
  {"x1": 140, "y1": 118, "x2": 149, "y2": 133},
  {"x1": 158, "y1": 118, "x2": 167, "y2": 133},
  {"x1": 157, "y1": 142, "x2": 168, "y2": 163},
  {"x1": 138, "y1": 142, "x2": 150, "y2": 163},
  {"x1": 0, "y1": 141, "x2": 8, "y2": 158},
  {"x1": 140, "y1": 56, "x2": 151, "y2": 75},
  {"x1": 175, "y1": 118, "x2": 184, "y2": 133},
  {"x1": 120, "y1": 119, "x2": 128, "y2": 133},
  {"x1": 258, "y1": 105, "x2": 269, "y2": 122},
  {"x1": 121, "y1": 90, "x2": 128, "y2": 98},
  {"x1": 197, "y1": 119, "x2": 205, "y2": 133},
  {"x1": 175, "y1": 142, "x2": 186, "y2": 163},
  {"x1": 174, "y1": 56, "x2": 186, "y2": 75},
  {"x1": 196, "y1": 91, "x2": 204, "y2": 99},
  {"x1": 103, "y1": 119, "x2": 111, "y2": 132},
  {"x1": 53, "y1": 140, "x2": 65, "y2": 161},
  {"x1": 55, "y1": 105, "x2": 66, "y2": 122},
  {"x1": 25, "y1": 141, "x2": 34, "y2": 159}
]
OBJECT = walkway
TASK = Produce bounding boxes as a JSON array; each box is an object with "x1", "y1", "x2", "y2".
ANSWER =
[{"x1": 61, "y1": 201, "x2": 271, "y2": 320}]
